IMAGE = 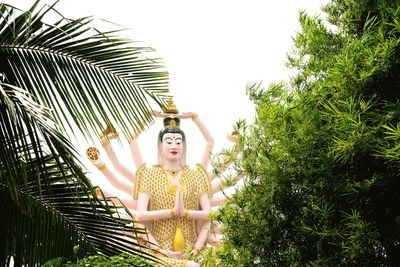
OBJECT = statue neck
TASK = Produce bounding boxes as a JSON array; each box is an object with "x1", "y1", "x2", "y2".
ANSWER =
[{"x1": 162, "y1": 160, "x2": 182, "y2": 172}]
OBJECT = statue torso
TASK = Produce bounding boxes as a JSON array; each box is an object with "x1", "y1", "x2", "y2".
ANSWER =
[{"x1": 133, "y1": 164, "x2": 211, "y2": 250}]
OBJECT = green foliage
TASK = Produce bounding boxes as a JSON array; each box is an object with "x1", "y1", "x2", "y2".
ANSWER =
[
  {"x1": 0, "y1": 1, "x2": 166, "y2": 266},
  {"x1": 43, "y1": 252, "x2": 153, "y2": 267},
  {"x1": 215, "y1": 0, "x2": 400, "y2": 266}
]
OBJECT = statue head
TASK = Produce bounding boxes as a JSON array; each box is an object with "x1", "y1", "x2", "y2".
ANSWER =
[{"x1": 158, "y1": 117, "x2": 186, "y2": 166}]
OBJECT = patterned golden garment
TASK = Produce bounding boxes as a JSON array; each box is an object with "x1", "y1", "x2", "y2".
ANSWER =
[{"x1": 133, "y1": 164, "x2": 211, "y2": 266}]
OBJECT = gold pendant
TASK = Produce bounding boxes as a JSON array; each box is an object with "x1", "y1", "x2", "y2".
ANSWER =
[
  {"x1": 167, "y1": 184, "x2": 178, "y2": 196},
  {"x1": 172, "y1": 224, "x2": 186, "y2": 251}
]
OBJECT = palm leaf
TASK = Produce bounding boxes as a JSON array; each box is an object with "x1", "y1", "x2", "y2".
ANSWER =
[
  {"x1": 0, "y1": 82, "x2": 157, "y2": 266},
  {"x1": 0, "y1": 1, "x2": 170, "y2": 140},
  {"x1": 0, "y1": 81, "x2": 160, "y2": 266},
  {"x1": 0, "y1": 1, "x2": 169, "y2": 265}
]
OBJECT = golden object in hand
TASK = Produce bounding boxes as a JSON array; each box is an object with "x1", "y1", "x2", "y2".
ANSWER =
[
  {"x1": 86, "y1": 147, "x2": 100, "y2": 162},
  {"x1": 226, "y1": 131, "x2": 238, "y2": 142},
  {"x1": 99, "y1": 125, "x2": 119, "y2": 140},
  {"x1": 191, "y1": 113, "x2": 198, "y2": 120}
]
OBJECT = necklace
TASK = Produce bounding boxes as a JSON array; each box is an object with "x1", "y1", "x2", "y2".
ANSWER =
[{"x1": 164, "y1": 167, "x2": 182, "y2": 177}]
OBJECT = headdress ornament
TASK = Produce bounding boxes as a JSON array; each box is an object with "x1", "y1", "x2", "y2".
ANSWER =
[
  {"x1": 163, "y1": 97, "x2": 180, "y2": 128},
  {"x1": 165, "y1": 97, "x2": 179, "y2": 114},
  {"x1": 163, "y1": 116, "x2": 180, "y2": 128}
]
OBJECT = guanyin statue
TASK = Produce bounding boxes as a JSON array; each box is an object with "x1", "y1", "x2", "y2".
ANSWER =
[{"x1": 86, "y1": 100, "x2": 241, "y2": 266}]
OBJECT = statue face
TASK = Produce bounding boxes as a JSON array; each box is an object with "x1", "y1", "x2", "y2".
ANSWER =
[{"x1": 161, "y1": 133, "x2": 184, "y2": 162}]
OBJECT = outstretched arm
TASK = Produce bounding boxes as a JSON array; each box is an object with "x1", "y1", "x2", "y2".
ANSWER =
[
  {"x1": 100, "y1": 124, "x2": 147, "y2": 179},
  {"x1": 192, "y1": 114, "x2": 214, "y2": 168},
  {"x1": 128, "y1": 132, "x2": 144, "y2": 169},
  {"x1": 208, "y1": 131, "x2": 240, "y2": 181},
  {"x1": 211, "y1": 173, "x2": 244, "y2": 194},
  {"x1": 98, "y1": 126, "x2": 135, "y2": 181},
  {"x1": 86, "y1": 147, "x2": 133, "y2": 196},
  {"x1": 176, "y1": 112, "x2": 214, "y2": 168},
  {"x1": 102, "y1": 142, "x2": 135, "y2": 181}
]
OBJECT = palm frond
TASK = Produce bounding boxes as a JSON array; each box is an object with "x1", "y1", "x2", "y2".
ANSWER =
[
  {"x1": 0, "y1": 2, "x2": 169, "y2": 265},
  {"x1": 0, "y1": 1, "x2": 170, "y2": 141},
  {"x1": 0, "y1": 75, "x2": 153, "y2": 266}
]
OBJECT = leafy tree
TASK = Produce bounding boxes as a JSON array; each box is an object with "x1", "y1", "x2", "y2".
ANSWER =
[
  {"x1": 0, "y1": 1, "x2": 169, "y2": 266},
  {"x1": 215, "y1": 0, "x2": 400, "y2": 266}
]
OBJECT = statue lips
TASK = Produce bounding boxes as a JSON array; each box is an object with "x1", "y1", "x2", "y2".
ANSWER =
[{"x1": 170, "y1": 150, "x2": 178, "y2": 155}]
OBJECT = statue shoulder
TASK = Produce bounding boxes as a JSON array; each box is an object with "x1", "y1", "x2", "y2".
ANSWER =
[
  {"x1": 183, "y1": 164, "x2": 208, "y2": 179},
  {"x1": 135, "y1": 164, "x2": 164, "y2": 180},
  {"x1": 149, "y1": 164, "x2": 165, "y2": 175},
  {"x1": 133, "y1": 164, "x2": 165, "y2": 199},
  {"x1": 193, "y1": 163, "x2": 211, "y2": 197},
  {"x1": 135, "y1": 163, "x2": 148, "y2": 176},
  {"x1": 195, "y1": 163, "x2": 209, "y2": 178}
]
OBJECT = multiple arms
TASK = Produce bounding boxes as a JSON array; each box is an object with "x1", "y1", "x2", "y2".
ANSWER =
[
  {"x1": 211, "y1": 173, "x2": 243, "y2": 194},
  {"x1": 87, "y1": 148, "x2": 134, "y2": 198},
  {"x1": 102, "y1": 143, "x2": 134, "y2": 182},
  {"x1": 139, "y1": 111, "x2": 232, "y2": 256},
  {"x1": 101, "y1": 129, "x2": 146, "y2": 179},
  {"x1": 91, "y1": 110, "x2": 229, "y2": 258},
  {"x1": 89, "y1": 128, "x2": 144, "y2": 201}
]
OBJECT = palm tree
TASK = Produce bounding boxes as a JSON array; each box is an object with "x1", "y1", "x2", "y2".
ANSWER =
[{"x1": 0, "y1": 1, "x2": 169, "y2": 266}]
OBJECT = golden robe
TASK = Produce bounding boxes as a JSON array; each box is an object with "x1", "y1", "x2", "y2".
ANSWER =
[{"x1": 133, "y1": 164, "x2": 211, "y2": 266}]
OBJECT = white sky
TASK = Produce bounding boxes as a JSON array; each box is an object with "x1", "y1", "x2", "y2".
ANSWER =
[{"x1": 6, "y1": 0, "x2": 328, "y2": 195}]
